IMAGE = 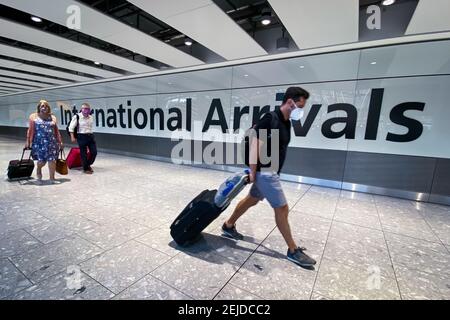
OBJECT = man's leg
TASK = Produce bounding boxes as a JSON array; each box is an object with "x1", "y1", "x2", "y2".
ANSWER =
[
  {"x1": 225, "y1": 194, "x2": 259, "y2": 227},
  {"x1": 87, "y1": 136, "x2": 97, "y2": 168},
  {"x1": 274, "y1": 204, "x2": 297, "y2": 252},
  {"x1": 259, "y1": 173, "x2": 316, "y2": 267},
  {"x1": 77, "y1": 136, "x2": 89, "y2": 172}
]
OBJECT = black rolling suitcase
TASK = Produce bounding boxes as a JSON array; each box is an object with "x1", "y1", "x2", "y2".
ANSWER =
[
  {"x1": 170, "y1": 171, "x2": 249, "y2": 246},
  {"x1": 7, "y1": 147, "x2": 35, "y2": 180}
]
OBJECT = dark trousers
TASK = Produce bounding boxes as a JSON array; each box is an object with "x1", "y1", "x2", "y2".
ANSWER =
[{"x1": 77, "y1": 134, "x2": 97, "y2": 171}]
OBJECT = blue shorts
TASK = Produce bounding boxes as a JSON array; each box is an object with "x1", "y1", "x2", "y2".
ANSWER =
[{"x1": 249, "y1": 172, "x2": 287, "y2": 208}]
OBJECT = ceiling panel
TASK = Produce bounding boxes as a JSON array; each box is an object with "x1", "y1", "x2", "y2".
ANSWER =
[
  {"x1": 405, "y1": 0, "x2": 450, "y2": 35},
  {"x1": 0, "y1": 43, "x2": 122, "y2": 78},
  {"x1": 0, "y1": 18, "x2": 156, "y2": 74},
  {"x1": 0, "y1": 0, "x2": 203, "y2": 68},
  {"x1": 0, "y1": 76, "x2": 47, "y2": 87},
  {"x1": 268, "y1": 0, "x2": 359, "y2": 49},
  {"x1": 0, "y1": 88, "x2": 18, "y2": 93},
  {"x1": 0, "y1": 81, "x2": 34, "y2": 90},
  {"x1": 0, "y1": 69, "x2": 69, "y2": 85},
  {"x1": 0, "y1": 57, "x2": 93, "y2": 82},
  {"x1": 128, "y1": 0, "x2": 267, "y2": 60}
]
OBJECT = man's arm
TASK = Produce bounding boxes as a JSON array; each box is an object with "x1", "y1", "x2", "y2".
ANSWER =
[
  {"x1": 68, "y1": 115, "x2": 77, "y2": 142},
  {"x1": 249, "y1": 136, "x2": 259, "y2": 183},
  {"x1": 248, "y1": 112, "x2": 272, "y2": 182}
]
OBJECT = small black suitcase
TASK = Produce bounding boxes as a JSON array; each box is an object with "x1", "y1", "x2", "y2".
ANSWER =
[
  {"x1": 170, "y1": 189, "x2": 221, "y2": 246},
  {"x1": 170, "y1": 172, "x2": 248, "y2": 246},
  {"x1": 7, "y1": 148, "x2": 35, "y2": 180}
]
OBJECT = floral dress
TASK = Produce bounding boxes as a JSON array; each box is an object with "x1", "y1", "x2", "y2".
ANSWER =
[{"x1": 31, "y1": 116, "x2": 59, "y2": 162}]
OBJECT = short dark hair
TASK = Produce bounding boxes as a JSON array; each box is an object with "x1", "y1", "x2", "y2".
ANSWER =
[{"x1": 282, "y1": 87, "x2": 310, "y2": 104}]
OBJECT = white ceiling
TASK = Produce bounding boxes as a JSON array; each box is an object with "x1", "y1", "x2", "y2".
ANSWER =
[
  {"x1": 0, "y1": 0, "x2": 449, "y2": 98},
  {"x1": 0, "y1": 70, "x2": 70, "y2": 85},
  {"x1": 128, "y1": 0, "x2": 267, "y2": 60},
  {"x1": 0, "y1": 86, "x2": 20, "y2": 92},
  {"x1": 0, "y1": 0, "x2": 204, "y2": 68},
  {"x1": 268, "y1": 0, "x2": 359, "y2": 49},
  {"x1": 0, "y1": 43, "x2": 121, "y2": 78},
  {"x1": 0, "y1": 57, "x2": 92, "y2": 82},
  {"x1": 0, "y1": 80, "x2": 35, "y2": 90},
  {"x1": 406, "y1": 0, "x2": 450, "y2": 35},
  {"x1": 0, "y1": 76, "x2": 48, "y2": 87},
  {"x1": 0, "y1": 18, "x2": 157, "y2": 74}
]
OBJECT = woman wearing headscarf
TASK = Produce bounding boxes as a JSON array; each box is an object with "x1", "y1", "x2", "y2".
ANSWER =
[{"x1": 25, "y1": 100, "x2": 63, "y2": 183}]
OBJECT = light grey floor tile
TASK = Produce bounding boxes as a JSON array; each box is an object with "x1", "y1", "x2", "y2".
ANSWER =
[
  {"x1": 152, "y1": 251, "x2": 241, "y2": 300},
  {"x1": 420, "y1": 214, "x2": 450, "y2": 246},
  {"x1": 214, "y1": 284, "x2": 263, "y2": 300},
  {"x1": 381, "y1": 218, "x2": 440, "y2": 243},
  {"x1": 229, "y1": 246, "x2": 317, "y2": 300},
  {"x1": 333, "y1": 209, "x2": 382, "y2": 230},
  {"x1": 1, "y1": 137, "x2": 449, "y2": 301},
  {"x1": 0, "y1": 229, "x2": 42, "y2": 258},
  {"x1": 385, "y1": 232, "x2": 450, "y2": 277},
  {"x1": 0, "y1": 258, "x2": 33, "y2": 299},
  {"x1": 287, "y1": 211, "x2": 332, "y2": 244},
  {"x1": 11, "y1": 270, "x2": 115, "y2": 300},
  {"x1": 323, "y1": 237, "x2": 395, "y2": 279},
  {"x1": 328, "y1": 221, "x2": 387, "y2": 249},
  {"x1": 114, "y1": 275, "x2": 192, "y2": 300},
  {"x1": 313, "y1": 258, "x2": 401, "y2": 300},
  {"x1": 25, "y1": 220, "x2": 74, "y2": 244},
  {"x1": 10, "y1": 236, "x2": 103, "y2": 283},
  {"x1": 310, "y1": 292, "x2": 330, "y2": 300},
  {"x1": 102, "y1": 218, "x2": 151, "y2": 239},
  {"x1": 292, "y1": 197, "x2": 337, "y2": 220},
  {"x1": 0, "y1": 210, "x2": 49, "y2": 234},
  {"x1": 394, "y1": 264, "x2": 450, "y2": 300},
  {"x1": 123, "y1": 211, "x2": 171, "y2": 230},
  {"x1": 51, "y1": 214, "x2": 99, "y2": 235},
  {"x1": 136, "y1": 226, "x2": 180, "y2": 257},
  {"x1": 76, "y1": 225, "x2": 131, "y2": 250},
  {"x1": 80, "y1": 240, "x2": 171, "y2": 294}
]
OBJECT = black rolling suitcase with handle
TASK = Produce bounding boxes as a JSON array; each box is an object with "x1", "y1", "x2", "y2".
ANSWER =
[
  {"x1": 170, "y1": 171, "x2": 249, "y2": 246},
  {"x1": 7, "y1": 147, "x2": 35, "y2": 180}
]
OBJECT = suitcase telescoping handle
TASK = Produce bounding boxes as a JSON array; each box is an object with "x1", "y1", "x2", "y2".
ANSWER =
[{"x1": 20, "y1": 147, "x2": 32, "y2": 163}]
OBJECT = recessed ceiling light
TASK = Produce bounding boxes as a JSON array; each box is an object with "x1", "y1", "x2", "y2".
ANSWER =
[
  {"x1": 184, "y1": 37, "x2": 193, "y2": 46},
  {"x1": 94, "y1": 61, "x2": 101, "y2": 65},
  {"x1": 31, "y1": 16, "x2": 42, "y2": 23},
  {"x1": 260, "y1": 8, "x2": 272, "y2": 26},
  {"x1": 299, "y1": 65, "x2": 305, "y2": 69},
  {"x1": 261, "y1": 18, "x2": 271, "y2": 26},
  {"x1": 244, "y1": 74, "x2": 249, "y2": 77},
  {"x1": 382, "y1": 0, "x2": 395, "y2": 6},
  {"x1": 371, "y1": 61, "x2": 377, "y2": 65}
]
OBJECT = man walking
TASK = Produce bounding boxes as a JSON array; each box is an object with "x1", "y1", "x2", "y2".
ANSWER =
[
  {"x1": 69, "y1": 103, "x2": 97, "y2": 174},
  {"x1": 222, "y1": 87, "x2": 316, "y2": 268}
]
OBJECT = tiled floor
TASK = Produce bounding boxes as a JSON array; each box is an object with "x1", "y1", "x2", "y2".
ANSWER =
[{"x1": 1, "y1": 137, "x2": 449, "y2": 300}]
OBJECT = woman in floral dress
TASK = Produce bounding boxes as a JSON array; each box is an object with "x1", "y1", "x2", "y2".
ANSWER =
[{"x1": 25, "y1": 100, "x2": 63, "y2": 183}]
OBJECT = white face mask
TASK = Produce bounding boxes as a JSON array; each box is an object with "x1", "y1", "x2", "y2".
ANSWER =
[{"x1": 290, "y1": 107, "x2": 304, "y2": 121}]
